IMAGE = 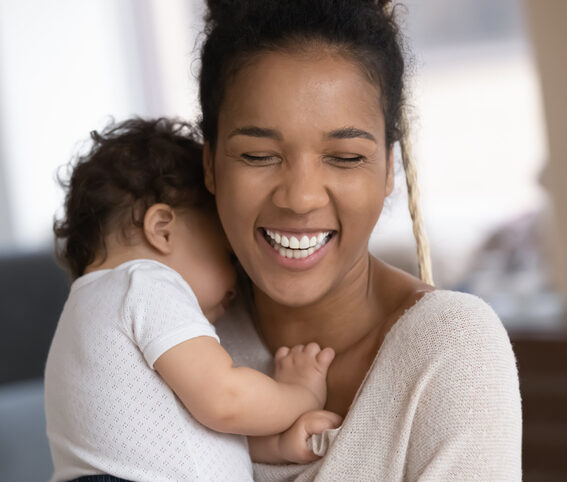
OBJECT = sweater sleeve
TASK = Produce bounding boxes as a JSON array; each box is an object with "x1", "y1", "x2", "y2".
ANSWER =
[{"x1": 404, "y1": 293, "x2": 522, "y2": 481}]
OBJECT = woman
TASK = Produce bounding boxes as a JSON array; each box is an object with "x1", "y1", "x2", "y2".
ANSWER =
[{"x1": 199, "y1": 0, "x2": 522, "y2": 480}]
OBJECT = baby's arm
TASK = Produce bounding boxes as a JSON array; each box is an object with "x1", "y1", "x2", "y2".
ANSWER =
[{"x1": 154, "y1": 338, "x2": 334, "y2": 436}]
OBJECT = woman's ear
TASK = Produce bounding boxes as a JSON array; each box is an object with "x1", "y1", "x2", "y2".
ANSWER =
[
  {"x1": 385, "y1": 147, "x2": 395, "y2": 196},
  {"x1": 203, "y1": 142, "x2": 216, "y2": 195},
  {"x1": 143, "y1": 204, "x2": 176, "y2": 254}
]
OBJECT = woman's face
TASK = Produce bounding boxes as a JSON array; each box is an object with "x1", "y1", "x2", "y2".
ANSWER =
[{"x1": 205, "y1": 50, "x2": 394, "y2": 307}]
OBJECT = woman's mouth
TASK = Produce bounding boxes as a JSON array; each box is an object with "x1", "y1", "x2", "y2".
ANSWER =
[{"x1": 260, "y1": 228, "x2": 334, "y2": 259}]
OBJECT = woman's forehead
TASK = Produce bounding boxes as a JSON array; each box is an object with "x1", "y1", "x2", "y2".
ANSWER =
[{"x1": 219, "y1": 50, "x2": 385, "y2": 139}]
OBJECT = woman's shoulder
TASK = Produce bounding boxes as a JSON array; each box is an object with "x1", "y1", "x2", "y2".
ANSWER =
[
  {"x1": 414, "y1": 288, "x2": 498, "y2": 315},
  {"x1": 382, "y1": 289, "x2": 517, "y2": 373},
  {"x1": 395, "y1": 289, "x2": 507, "y2": 341},
  {"x1": 367, "y1": 290, "x2": 522, "y2": 480},
  {"x1": 364, "y1": 288, "x2": 521, "y2": 435},
  {"x1": 374, "y1": 261, "x2": 505, "y2": 347}
]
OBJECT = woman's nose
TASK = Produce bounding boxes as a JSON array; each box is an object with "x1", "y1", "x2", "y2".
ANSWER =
[{"x1": 271, "y1": 157, "x2": 330, "y2": 214}]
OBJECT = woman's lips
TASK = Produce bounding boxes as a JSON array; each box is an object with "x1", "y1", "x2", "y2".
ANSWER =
[{"x1": 258, "y1": 227, "x2": 335, "y2": 263}]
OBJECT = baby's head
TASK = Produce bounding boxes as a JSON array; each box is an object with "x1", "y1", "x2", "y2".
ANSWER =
[{"x1": 54, "y1": 117, "x2": 235, "y2": 322}]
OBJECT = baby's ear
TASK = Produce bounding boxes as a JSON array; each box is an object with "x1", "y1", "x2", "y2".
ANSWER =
[
  {"x1": 143, "y1": 204, "x2": 175, "y2": 254},
  {"x1": 203, "y1": 142, "x2": 216, "y2": 195}
]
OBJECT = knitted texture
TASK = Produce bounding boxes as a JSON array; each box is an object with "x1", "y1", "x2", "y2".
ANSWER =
[
  {"x1": 215, "y1": 290, "x2": 522, "y2": 481},
  {"x1": 45, "y1": 259, "x2": 253, "y2": 482}
]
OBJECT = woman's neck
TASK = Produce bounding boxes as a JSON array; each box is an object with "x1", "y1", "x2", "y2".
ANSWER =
[{"x1": 253, "y1": 254, "x2": 387, "y2": 355}]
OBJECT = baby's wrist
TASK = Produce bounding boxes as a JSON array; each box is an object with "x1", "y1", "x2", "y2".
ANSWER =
[
  {"x1": 282, "y1": 381, "x2": 324, "y2": 411},
  {"x1": 276, "y1": 432, "x2": 297, "y2": 464},
  {"x1": 300, "y1": 385, "x2": 325, "y2": 411}
]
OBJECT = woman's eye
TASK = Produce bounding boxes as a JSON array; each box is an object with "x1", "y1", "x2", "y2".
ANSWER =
[
  {"x1": 326, "y1": 155, "x2": 364, "y2": 164},
  {"x1": 241, "y1": 154, "x2": 279, "y2": 165}
]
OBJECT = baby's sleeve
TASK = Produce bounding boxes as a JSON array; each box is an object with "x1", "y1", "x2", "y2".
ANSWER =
[
  {"x1": 121, "y1": 263, "x2": 220, "y2": 369},
  {"x1": 405, "y1": 293, "x2": 522, "y2": 481}
]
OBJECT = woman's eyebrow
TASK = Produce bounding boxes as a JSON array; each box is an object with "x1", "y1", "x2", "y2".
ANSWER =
[
  {"x1": 325, "y1": 127, "x2": 377, "y2": 143},
  {"x1": 228, "y1": 126, "x2": 283, "y2": 141}
]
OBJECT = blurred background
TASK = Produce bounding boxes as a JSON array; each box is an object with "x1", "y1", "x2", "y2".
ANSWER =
[{"x1": 0, "y1": 0, "x2": 565, "y2": 480}]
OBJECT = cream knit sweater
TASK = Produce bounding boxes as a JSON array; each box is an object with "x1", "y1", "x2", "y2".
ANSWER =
[{"x1": 216, "y1": 290, "x2": 522, "y2": 481}]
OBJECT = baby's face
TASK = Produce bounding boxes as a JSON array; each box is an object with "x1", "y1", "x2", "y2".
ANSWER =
[{"x1": 170, "y1": 208, "x2": 236, "y2": 323}]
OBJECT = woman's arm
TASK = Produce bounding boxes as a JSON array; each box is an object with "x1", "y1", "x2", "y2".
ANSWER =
[
  {"x1": 154, "y1": 337, "x2": 334, "y2": 435},
  {"x1": 404, "y1": 298, "x2": 522, "y2": 480}
]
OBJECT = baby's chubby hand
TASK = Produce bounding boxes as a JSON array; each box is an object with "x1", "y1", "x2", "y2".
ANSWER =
[
  {"x1": 279, "y1": 410, "x2": 343, "y2": 464},
  {"x1": 273, "y1": 342, "x2": 335, "y2": 408}
]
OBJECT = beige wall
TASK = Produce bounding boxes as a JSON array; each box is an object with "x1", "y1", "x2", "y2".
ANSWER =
[{"x1": 524, "y1": 0, "x2": 567, "y2": 297}]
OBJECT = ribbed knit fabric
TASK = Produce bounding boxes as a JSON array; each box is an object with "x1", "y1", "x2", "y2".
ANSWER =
[{"x1": 215, "y1": 290, "x2": 522, "y2": 481}]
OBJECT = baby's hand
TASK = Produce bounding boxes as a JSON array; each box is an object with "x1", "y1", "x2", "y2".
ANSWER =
[
  {"x1": 274, "y1": 343, "x2": 335, "y2": 408},
  {"x1": 278, "y1": 410, "x2": 343, "y2": 464}
]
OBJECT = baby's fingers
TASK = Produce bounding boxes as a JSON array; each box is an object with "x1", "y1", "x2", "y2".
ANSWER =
[
  {"x1": 304, "y1": 410, "x2": 343, "y2": 436},
  {"x1": 304, "y1": 342, "x2": 321, "y2": 356},
  {"x1": 315, "y1": 347, "x2": 335, "y2": 369},
  {"x1": 290, "y1": 344, "x2": 305, "y2": 354},
  {"x1": 275, "y1": 346, "x2": 290, "y2": 361}
]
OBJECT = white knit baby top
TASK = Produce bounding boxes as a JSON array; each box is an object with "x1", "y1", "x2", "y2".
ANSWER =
[
  {"x1": 215, "y1": 289, "x2": 522, "y2": 481},
  {"x1": 45, "y1": 259, "x2": 253, "y2": 482}
]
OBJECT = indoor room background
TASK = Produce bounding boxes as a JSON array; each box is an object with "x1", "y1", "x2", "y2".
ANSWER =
[{"x1": 0, "y1": 0, "x2": 565, "y2": 480}]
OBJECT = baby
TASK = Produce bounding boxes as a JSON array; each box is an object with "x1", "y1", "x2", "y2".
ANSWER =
[{"x1": 45, "y1": 118, "x2": 341, "y2": 482}]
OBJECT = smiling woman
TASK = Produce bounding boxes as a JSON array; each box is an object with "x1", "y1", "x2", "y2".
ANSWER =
[{"x1": 198, "y1": 0, "x2": 521, "y2": 480}]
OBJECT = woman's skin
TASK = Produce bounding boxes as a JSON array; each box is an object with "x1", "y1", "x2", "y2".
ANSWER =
[{"x1": 205, "y1": 47, "x2": 432, "y2": 417}]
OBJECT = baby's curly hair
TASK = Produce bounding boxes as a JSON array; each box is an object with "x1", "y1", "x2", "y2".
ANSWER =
[{"x1": 54, "y1": 117, "x2": 213, "y2": 279}]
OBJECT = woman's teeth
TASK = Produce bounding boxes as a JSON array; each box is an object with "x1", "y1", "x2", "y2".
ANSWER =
[{"x1": 263, "y1": 229, "x2": 332, "y2": 259}]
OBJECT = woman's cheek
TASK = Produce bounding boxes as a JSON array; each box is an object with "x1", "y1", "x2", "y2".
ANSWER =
[
  {"x1": 334, "y1": 168, "x2": 385, "y2": 219},
  {"x1": 213, "y1": 165, "x2": 258, "y2": 259}
]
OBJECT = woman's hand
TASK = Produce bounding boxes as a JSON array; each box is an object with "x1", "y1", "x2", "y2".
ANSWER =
[{"x1": 273, "y1": 342, "x2": 335, "y2": 408}]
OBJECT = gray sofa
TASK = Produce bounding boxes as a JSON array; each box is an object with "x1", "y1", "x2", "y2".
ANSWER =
[{"x1": 0, "y1": 251, "x2": 70, "y2": 481}]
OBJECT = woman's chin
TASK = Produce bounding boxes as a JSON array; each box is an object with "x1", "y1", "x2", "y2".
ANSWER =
[{"x1": 254, "y1": 276, "x2": 332, "y2": 308}]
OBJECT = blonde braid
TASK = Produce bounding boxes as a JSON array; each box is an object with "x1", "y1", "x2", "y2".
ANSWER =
[{"x1": 399, "y1": 112, "x2": 434, "y2": 285}]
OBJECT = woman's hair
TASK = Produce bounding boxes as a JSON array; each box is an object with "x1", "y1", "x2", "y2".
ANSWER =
[
  {"x1": 199, "y1": 0, "x2": 433, "y2": 284},
  {"x1": 54, "y1": 117, "x2": 213, "y2": 279}
]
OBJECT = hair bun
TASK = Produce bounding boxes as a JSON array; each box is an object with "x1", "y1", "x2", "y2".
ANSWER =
[
  {"x1": 205, "y1": 0, "x2": 260, "y2": 25},
  {"x1": 206, "y1": 0, "x2": 392, "y2": 27}
]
